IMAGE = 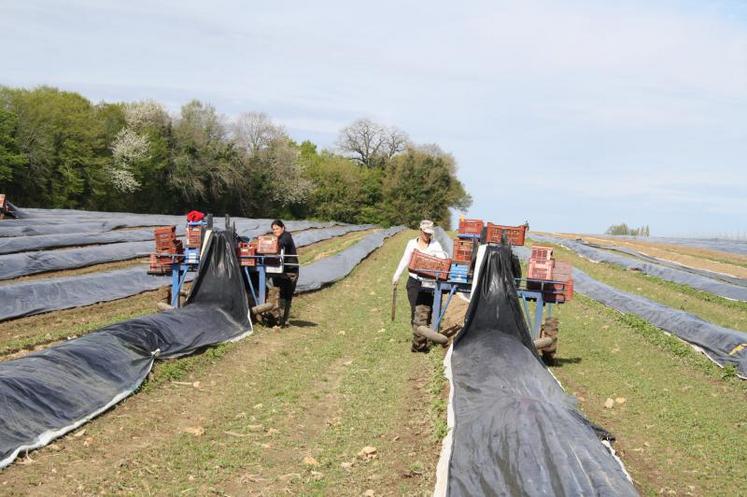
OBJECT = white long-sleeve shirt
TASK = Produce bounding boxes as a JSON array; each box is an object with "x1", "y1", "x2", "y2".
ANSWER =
[{"x1": 392, "y1": 237, "x2": 447, "y2": 284}]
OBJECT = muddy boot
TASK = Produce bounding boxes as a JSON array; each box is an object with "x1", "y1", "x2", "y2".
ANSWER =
[
  {"x1": 281, "y1": 298, "x2": 292, "y2": 327},
  {"x1": 411, "y1": 304, "x2": 432, "y2": 352},
  {"x1": 275, "y1": 298, "x2": 287, "y2": 327}
]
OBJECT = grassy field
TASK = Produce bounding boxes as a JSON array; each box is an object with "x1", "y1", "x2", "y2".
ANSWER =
[
  {"x1": 2, "y1": 231, "x2": 746, "y2": 496},
  {"x1": 549, "y1": 295, "x2": 746, "y2": 497},
  {"x1": 529, "y1": 239, "x2": 747, "y2": 332}
]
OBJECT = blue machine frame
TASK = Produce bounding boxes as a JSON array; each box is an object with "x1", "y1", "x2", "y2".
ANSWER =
[{"x1": 425, "y1": 277, "x2": 568, "y2": 339}]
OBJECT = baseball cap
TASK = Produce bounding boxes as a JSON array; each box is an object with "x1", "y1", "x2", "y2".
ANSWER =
[{"x1": 419, "y1": 219, "x2": 435, "y2": 234}]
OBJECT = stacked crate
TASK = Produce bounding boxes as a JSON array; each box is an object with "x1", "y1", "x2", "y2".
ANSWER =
[
  {"x1": 256, "y1": 235, "x2": 279, "y2": 254},
  {"x1": 526, "y1": 245, "x2": 573, "y2": 302},
  {"x1": 527, "y1": 245, "x2": 554, "y2": 280},
  {"x1": 448, "y1": 264, "x2": 470, "y2": 283},
  {"x1": 237, "y1": 241, "x2": 257, "y2": 267},
  {"x1": 458, "y1": 218, "x2": 484, "y2": 238},
  {"x1": 409, "y1": 250, "x2": 452, "y2": 280},
  {"x1": 547, "y1": 261, "x2": 573, "y2": 303},
  {"x1": 148, "y1": 225, "x2": 183, "y2": 275},
  {"x1": 185, "y1": 226, "x2": 202, "y2": 249},
  {"x1": 450, "y1": 237, "x2": 475, "y2": 283}
]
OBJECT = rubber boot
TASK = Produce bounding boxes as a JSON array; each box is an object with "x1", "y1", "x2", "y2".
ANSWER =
[
  {"x1": 411, "y1": 304, "x2": 431, "y2": 352},
  {"x1": 281, "y1": 298, "x2": 292, "y2": 327},
  {"x1": 275, "y1": 298, "x2": 287, "y2": 327}
]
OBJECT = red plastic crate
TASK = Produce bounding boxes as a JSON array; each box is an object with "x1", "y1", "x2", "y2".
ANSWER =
[
  {"x1": 527, "y1": 259, "x2": 553, "y2": 280},
  {"x1": 186, "y1": 227, "x2": 202, "y2": 248},
  {"x1": 154, "y1": 225, "x2": 175, "y2": 237},
  {"x1": 452, "y1": 238, "x2": 475, "y2": 264},
  {"x1": 458, "y1": 218, "x2": 484, "y2": 236},
  {"x1": 408, "y1": 250, "x2": 452, "y2": 280},
  {"x1": 147, "y1": 254, "x2": 172, "y2": 275},
  {"x1": 155, "y1": 239, "x2": 183, "y2": 254},
  {"x1": 530, "y1": 245, "x2": 554, "y2": 261},
  {"x1": 485, "y1": 223, "x2": 528, "y2": 246},
  {"x1": 552, "y1": 261, "x2": 572, "y2": 279},
  {"x1": 543, "y1": 261, "x2": 573, "y2": 303},
  {"x1": 237, "y1": 241, "x2": 257, "y2": 266},
  {"x1": 256, "y1": 235, "x2": 279, "y2": 254}
]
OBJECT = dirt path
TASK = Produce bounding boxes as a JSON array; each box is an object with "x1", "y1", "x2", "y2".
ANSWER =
[{"x1": 1, "y1": 231, "x2": 446, "y2": 497}]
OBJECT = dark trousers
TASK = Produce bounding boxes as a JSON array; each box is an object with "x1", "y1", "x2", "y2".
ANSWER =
[
  {"x1": 406, "y1": 277, "x2": 434, "y2": 351},
  {"x1": 271, "y1": 272, "x2": 298, "y2": 325}
]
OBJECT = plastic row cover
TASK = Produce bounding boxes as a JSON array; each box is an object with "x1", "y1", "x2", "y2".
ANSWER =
[
  {"x1": 439, "y1": 246, "x2": 637, "y2": 496},
  {"x1": 0, "y1": 224, "x2": 377, "y2": 321},
  {"x1": 297, "y1": 227, "x2": 403, "y2": 292},
  {"x1": 531, "y1": 234, "x2": 747, "y2": 302},
  {"x1": 571, "y1": 268, "x2": 747, "y2": 379},
  {"x1": 603, "y1": 235, "x2": 747, "y2": 256},
  {"x1": 0, "y1": 231, "x2": 252, "y2": 469},
  {"x1": 0, "y1": 206, "x2": 338, "y2": 240},
  {"x1": 434, "y1": 227, "x2": 454, "y2": 257},
  {"x1": 513, "y1": 246, "x2": 747, "y2": 378},
  {"x1": 576, "y1": 239, "x2": 747, "y2": 289},
  {"x1": 0, "y1": 226, "x2": 403, "y2": 468},
  {"x1": 0, "y1": 219, "x2": 341, "y2": 280}
]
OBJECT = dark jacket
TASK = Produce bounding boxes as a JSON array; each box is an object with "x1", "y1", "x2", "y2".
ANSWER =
[{"x1": 278, "y1": 231, "x2": 299, "y2": 273}]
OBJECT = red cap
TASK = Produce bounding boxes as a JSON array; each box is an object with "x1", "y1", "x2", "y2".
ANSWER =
[{"x1": 186, "y1": 210, "x2": 205, "y2": 222}]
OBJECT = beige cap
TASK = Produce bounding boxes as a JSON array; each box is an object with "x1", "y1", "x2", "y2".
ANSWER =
[{"x1": 419, "y1": 219, "x2": 435, "y2": 234}]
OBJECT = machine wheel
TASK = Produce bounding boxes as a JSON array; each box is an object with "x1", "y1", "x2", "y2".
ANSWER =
[{"x1": 539, "y1": 317, "x2": 559, "y2": 365}]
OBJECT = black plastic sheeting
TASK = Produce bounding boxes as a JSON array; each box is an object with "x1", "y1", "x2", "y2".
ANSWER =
[
  {"x1": 571, "y1": 268, "x2": 747, "y2": 379},
  {"x1": 0, "y1": 224, "x2": 378, "y2": 322},
  {"x1": 0, "y1": 240, "x2": 156, "y2": 280},
  {"x1": 296, "y1": 227, "x2": 403, "y2": 292},
  {"x1": 532, "y1": 234, "x2": 747, "y2": 302},
  {"x1": 0, "y1": 227, "x2": 170, "y2": 255},
  {"x1": 440, "y1": 245, "x2": 637, "y2": 497},
  {"x1": 0, "y1": 219, "x2": 342, "y2": 280},
  {"x1": 577, "y1": 239, "x2": 747, "y2": 289},
  {"x1": 0, "y1": 230, "x2": 252, "y2": 469}
]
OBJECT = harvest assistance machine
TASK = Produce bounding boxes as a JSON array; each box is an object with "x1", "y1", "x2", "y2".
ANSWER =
[
  {"x1": 147, "y1": 212, "x2": 296, "y2": 320},
  {"x1": 408, "y1": 219, "x2": 573, "y2": 363}
]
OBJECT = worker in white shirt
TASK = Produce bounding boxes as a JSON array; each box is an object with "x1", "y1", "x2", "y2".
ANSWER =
[{"x1": 392, "y1": 220, "x2": 447, "y2": 352}]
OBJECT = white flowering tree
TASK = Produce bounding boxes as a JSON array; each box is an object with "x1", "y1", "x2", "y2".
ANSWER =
[{"x1": 109, "y1": 128, "x2": 149, "y2": 193}]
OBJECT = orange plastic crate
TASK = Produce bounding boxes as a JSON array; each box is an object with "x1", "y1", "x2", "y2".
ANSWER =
[
  {"x1": 147, "y1": 254, "x2": 172, "y2": 275},
  {"x1": 256, "y1": 235, "x2": 279, "y2": 254},
  {"x1": 186, "y1": 227, "x2": 202, "y2": 248},
  {"x1": 408, "y1": 250, "x2": 452, "y2": 280},
  {"x1": 458, "y1": 218, "x2": 484, "y2": 236},
  {"x1": 237, "y1": 241, "x2": 257, "y2": 266},
  {"x1": 527, "y1": 259, "x2": 553, "y2": 280},
  {"x1": 530, "y1": 245, "x2": 554, "y2": 261},
  {"x1": 453, "y1": 238, "x2": 475, "y2": 264},
  {"x1": 485, "y1": 223, "x2": 528, "y2": 246}
]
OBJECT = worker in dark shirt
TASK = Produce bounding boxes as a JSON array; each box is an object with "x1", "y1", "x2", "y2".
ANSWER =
[{"x1": 270, "y1": 219, "x2": 299, "y2": 327}]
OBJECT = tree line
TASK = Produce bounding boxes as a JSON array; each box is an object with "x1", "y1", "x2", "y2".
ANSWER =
[
  {"x1": 0, "y1": 86, "x2": 471, "y2": 228},
  {"x1": 605, "y1": 223, "x2": 651, "y2": 237}
]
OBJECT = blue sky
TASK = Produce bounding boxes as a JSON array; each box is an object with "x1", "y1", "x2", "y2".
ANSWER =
[{"x1": 1, "y1": 0, "x2": 746, "y2": 236}]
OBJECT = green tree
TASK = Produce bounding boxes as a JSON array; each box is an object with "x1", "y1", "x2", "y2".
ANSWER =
[
  {"x1": 382, "y1": 145, "x2": 471, "y2": 229},
  {"x1": 0, "y1": 93, "x2": 24, "y2": 184}
]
